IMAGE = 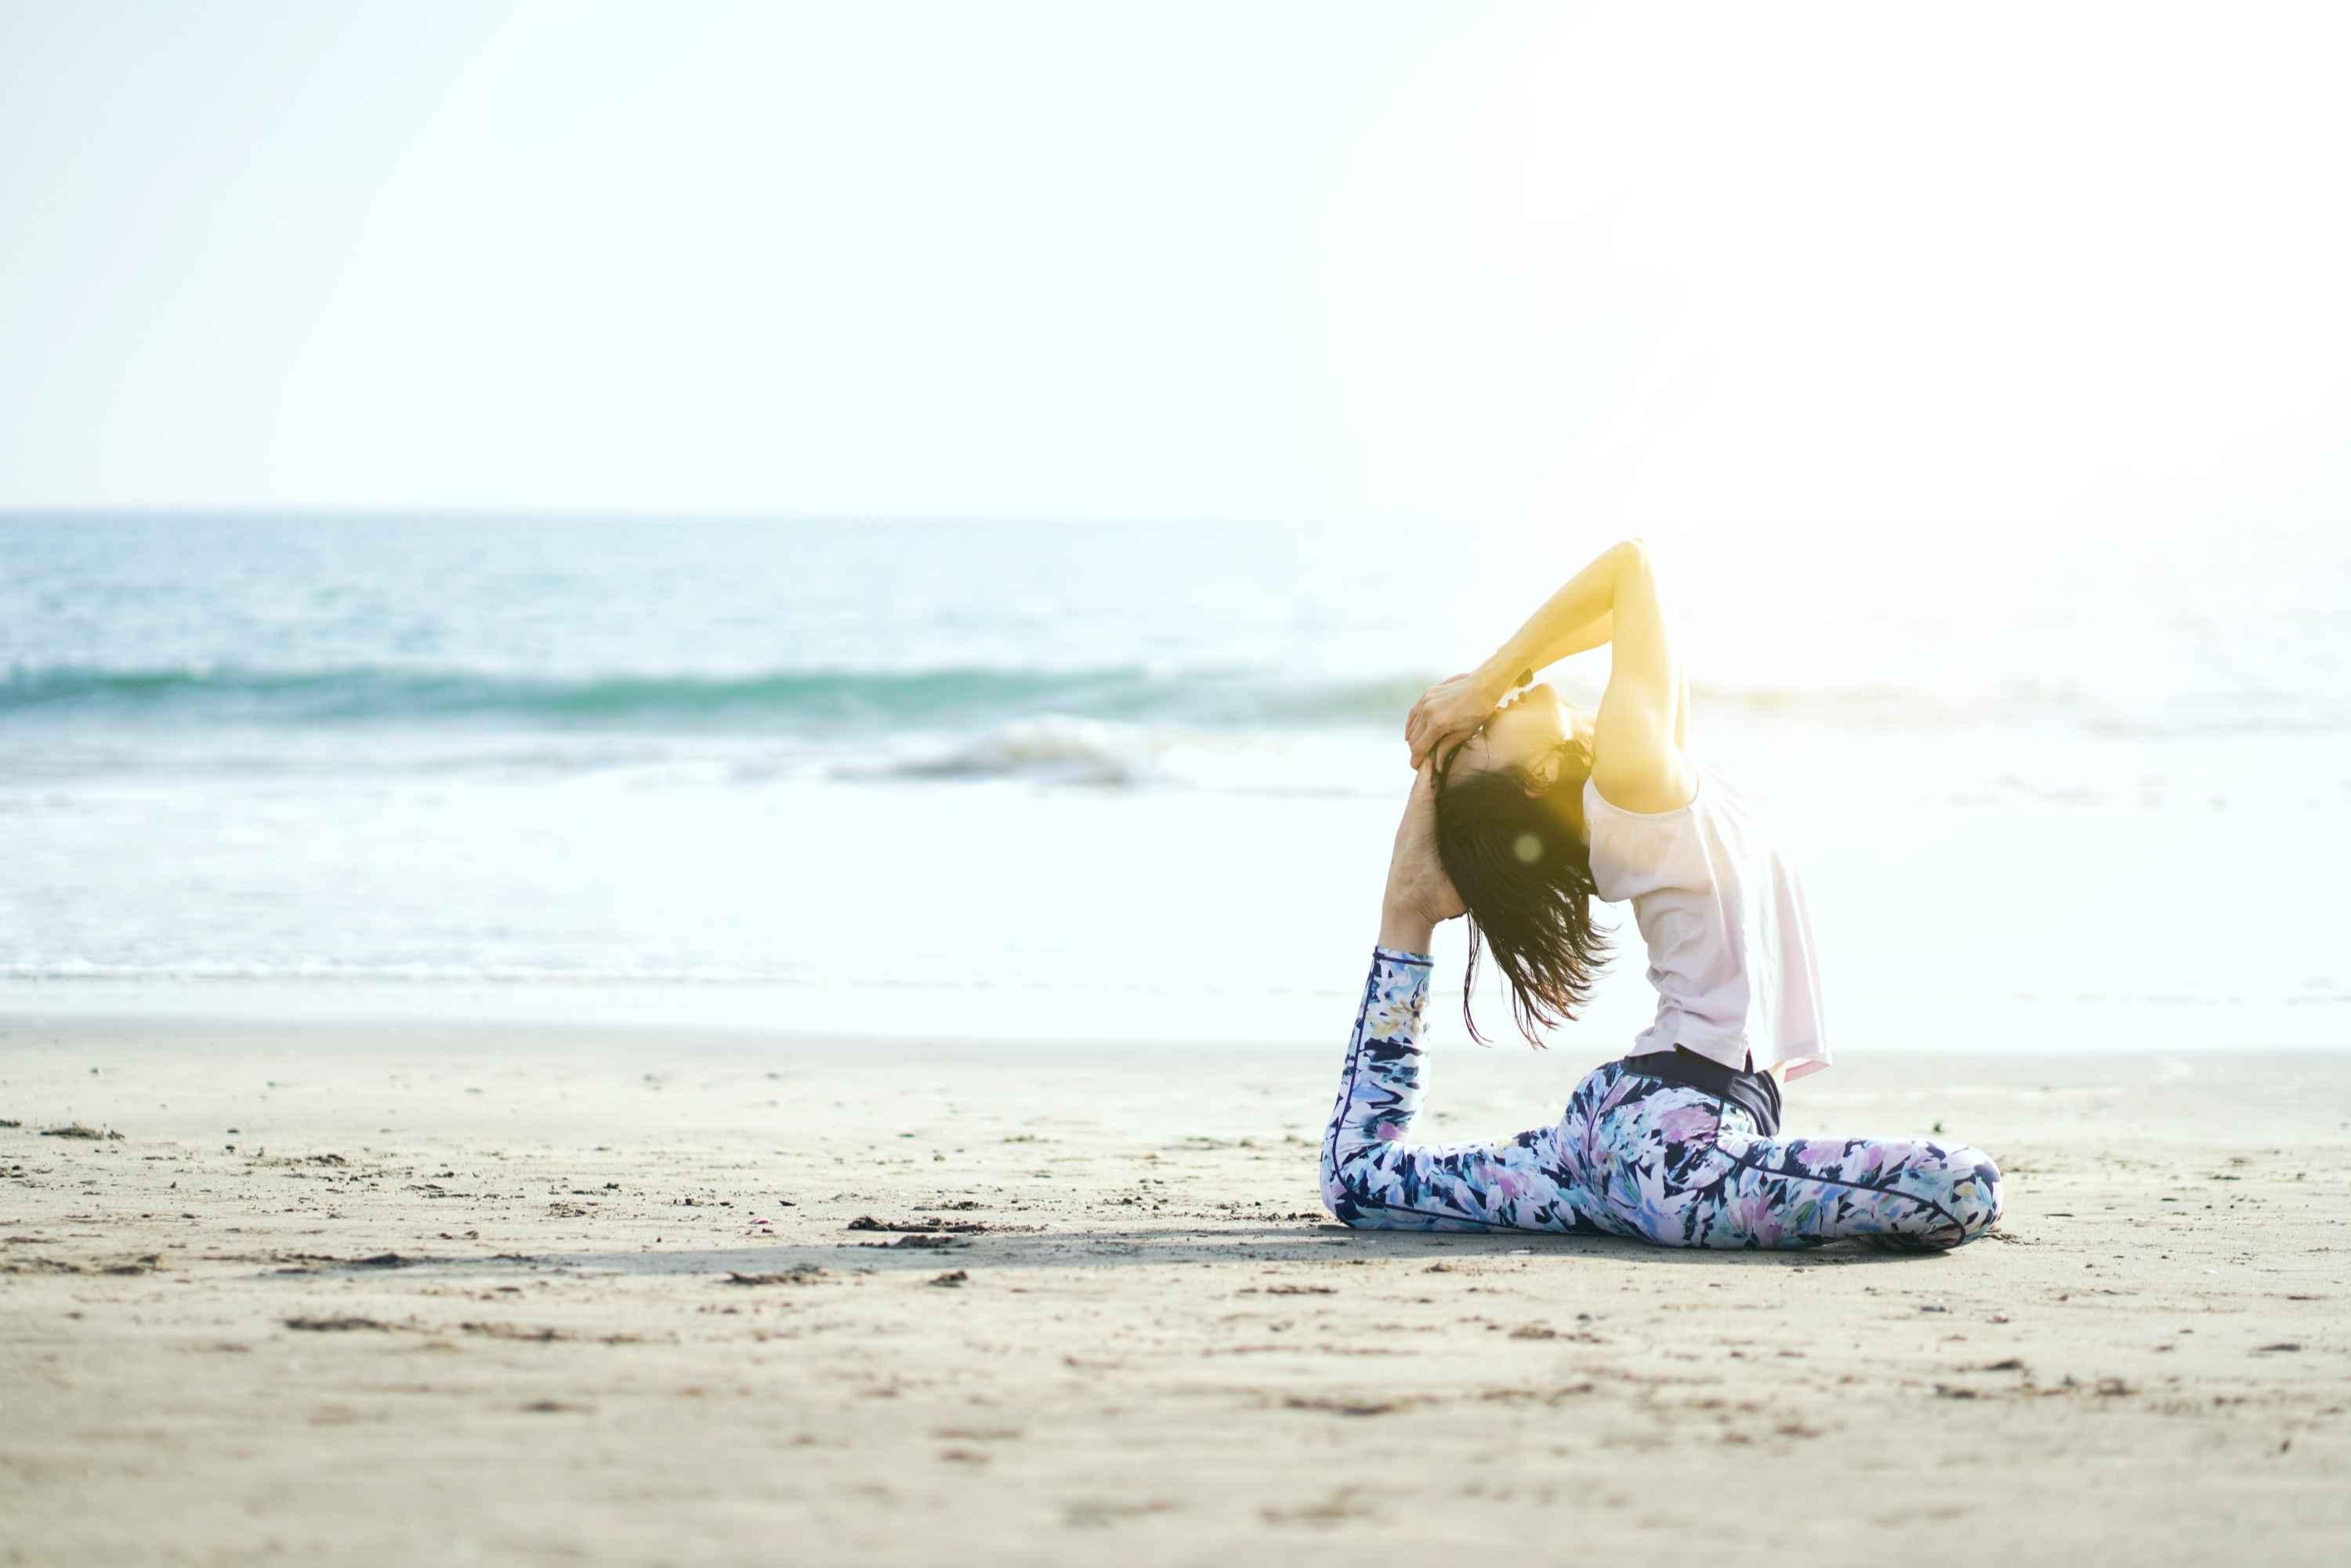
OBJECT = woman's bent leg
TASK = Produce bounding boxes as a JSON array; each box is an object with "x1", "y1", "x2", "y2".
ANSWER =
[
  {"x1": 1580, "y1": 1073, "x2": 2004, "y2": 1251},
  {"x1": 1701, "y1": 1124, "x2": 2003, "y2": 1250},
  {"x1": 1319, "y1": 948, "x2": 1603, "y2": 1234}
]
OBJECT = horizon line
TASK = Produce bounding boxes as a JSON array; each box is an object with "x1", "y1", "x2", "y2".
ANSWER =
[{"x1": 0, "y1": 505, "x2": 2241, "y2": 535}]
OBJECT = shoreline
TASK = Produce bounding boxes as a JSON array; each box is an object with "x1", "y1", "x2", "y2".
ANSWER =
[{"x1": 9, "y1": 981, "x2": 2349, "y2": 1052}]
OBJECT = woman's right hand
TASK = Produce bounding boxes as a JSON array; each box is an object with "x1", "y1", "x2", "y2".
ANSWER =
[{"x1": 1404, "y1": 667, "x2": 1509, "y2": 769}]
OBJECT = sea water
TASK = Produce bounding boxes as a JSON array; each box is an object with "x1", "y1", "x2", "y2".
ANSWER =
[{"x1": 2, "y1": 513, "x2": 2346, "y2": 1052}]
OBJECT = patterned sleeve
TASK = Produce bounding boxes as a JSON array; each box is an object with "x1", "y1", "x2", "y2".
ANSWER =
[
  {"x1": 1360, "y1": 946, "x2": 1435, "y2": 1049},
  {"x1": 1322, "y1": 945, "x2": 1459, "y2": 1229},
  {"x1": 1328, "y1": 946, "x2": 1435, "y2": 1152}
]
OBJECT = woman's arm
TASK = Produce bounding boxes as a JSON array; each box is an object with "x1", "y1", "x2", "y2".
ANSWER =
[
  {"x1": 1519, "y1": 607, "x2": 1614, "y2": 672},
  {"x1": 1404, "y1": 541, "x2": 1687, "y2": 801},
  {"x1": 1404, "y1": 547, "x2": 1627, "y2": 767},
  {"x1": 1378, "y1": 763, "x2": 1462, "y2": 952},
  {"x1": 1586, "y1": 541, "x2": 1696, "y2": 813}
]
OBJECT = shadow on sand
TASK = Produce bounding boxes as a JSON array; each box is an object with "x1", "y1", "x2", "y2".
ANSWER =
[{"x1": 261, "y1": 1221, "x2": 1955, "y2": 1285}]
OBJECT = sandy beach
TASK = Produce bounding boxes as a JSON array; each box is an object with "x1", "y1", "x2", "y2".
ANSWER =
[
  {"x1": 1, "y1": 1015, "x2": 2344, "y2": 1565},
  {"x1": 11, "y1": 3, "x2": 2351, "y2": 1563}
]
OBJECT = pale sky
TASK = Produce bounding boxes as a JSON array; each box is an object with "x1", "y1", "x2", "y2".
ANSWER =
[{"x1": 3, "y1": 1, "x2": 2346, "y2": 527}]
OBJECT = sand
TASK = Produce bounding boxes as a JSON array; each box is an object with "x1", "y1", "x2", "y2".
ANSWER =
[{"x1": 1, "y1": 1014, "x2": 2345, "y2": 1565}]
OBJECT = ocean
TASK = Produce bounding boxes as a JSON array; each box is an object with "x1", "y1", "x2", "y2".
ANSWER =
[{"x1": 3, "y1": 513, "x2": 2346, "y2": 1053}]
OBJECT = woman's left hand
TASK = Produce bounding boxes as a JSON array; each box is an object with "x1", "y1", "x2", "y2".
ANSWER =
[{"x1": 1405, "y1": 668, "x2": 1507, "y2": 769}]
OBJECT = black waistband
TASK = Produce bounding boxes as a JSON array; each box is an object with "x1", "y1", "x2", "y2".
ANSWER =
[{"x1": 1621, "y1": 1048, "x2": 1782, "y2": 1136}]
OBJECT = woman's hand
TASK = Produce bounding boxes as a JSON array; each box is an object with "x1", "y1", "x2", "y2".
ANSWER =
[
  {"x1": 1404, "y1": 667, "x2": 1510, "y2": 770},
  {"x1": 1379, "y1": 762, "x2": 1464, "y2": 951}
]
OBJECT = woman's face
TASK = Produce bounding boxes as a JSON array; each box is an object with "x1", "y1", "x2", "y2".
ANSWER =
[{"x1": 1447, "y1": 683, "x2": 1581, "y2": 791}]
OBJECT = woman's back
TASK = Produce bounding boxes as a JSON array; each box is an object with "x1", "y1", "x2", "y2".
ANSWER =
[{"x1": 1581, "y1": 764, "x2": 1828, "y2": 1081}]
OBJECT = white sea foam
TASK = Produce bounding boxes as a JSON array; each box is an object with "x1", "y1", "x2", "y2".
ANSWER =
[{"x1": 867, "y1": 716, "x2": 1170, "y2": 787}]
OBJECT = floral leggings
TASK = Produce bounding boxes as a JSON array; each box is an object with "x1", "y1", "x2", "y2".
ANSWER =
[{"x1": 1320, "y1": 948, "x2": 2003, "y2": 1250}]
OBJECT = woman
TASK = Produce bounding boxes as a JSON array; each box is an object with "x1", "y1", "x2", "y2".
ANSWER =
[{"x1": 1320, "y1": 539, "x2": 2001, "y2": 1249}]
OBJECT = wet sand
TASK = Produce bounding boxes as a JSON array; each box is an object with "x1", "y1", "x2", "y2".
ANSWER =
[{"x1": 2, "y1": 1016, "x2": 2346, "y2": 1565}]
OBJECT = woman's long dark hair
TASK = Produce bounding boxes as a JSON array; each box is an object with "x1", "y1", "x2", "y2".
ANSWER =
[{"x1": 1433, "y1": 737, "x2": 1610, "y2": 1046}]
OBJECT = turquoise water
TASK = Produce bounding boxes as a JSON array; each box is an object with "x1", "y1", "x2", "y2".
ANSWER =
[{"x1": 4, "y1": 513, "x2": 2347, "y2": 1049}]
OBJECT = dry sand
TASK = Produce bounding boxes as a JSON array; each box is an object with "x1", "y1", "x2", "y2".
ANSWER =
[{"x1": 2, "y1": 1015, "x2": 2346, "y2": 1565}]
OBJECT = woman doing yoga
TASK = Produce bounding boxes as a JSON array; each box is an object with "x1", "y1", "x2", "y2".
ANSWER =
[{"x1": 1320, "y1": 539, "x2": 2002, "y2": 1249}]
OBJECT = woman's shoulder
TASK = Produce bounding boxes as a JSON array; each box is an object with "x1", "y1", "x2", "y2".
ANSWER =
[
  {"x1": 1583, "y1": 755, "x2": 1706, "y2": 820},
  {"x1": 1583, "y1": 763, "x2": 1758, "y2": 902}
]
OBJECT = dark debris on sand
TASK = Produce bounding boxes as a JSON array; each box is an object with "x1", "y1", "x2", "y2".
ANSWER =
[
  {"x1": 723, "y1": 1264, "x2": 829, "y2": 1287},
  {"x1": 40, "y1": 1124, "x2": 124, "y2": 1141},
  {"x1": 458, "y1": 1322, "x2": 644, "y2": 1345},
  {"x1": 286, "y1": 1316, "x2": 401, "y2": 1333},
  {"x1": 273, "y1": 1251, "x2": 419, "y2": 1273},
  {"x1": 3, "y1": 1252, "x2": 161, "y2": 1276}
]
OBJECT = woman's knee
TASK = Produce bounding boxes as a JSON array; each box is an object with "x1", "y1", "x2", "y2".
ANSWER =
[
  {"x1": 1318, "y1": 1138, "x2": 1364, "y2": 1226},
  {"x1": 1939, "y1": 1143, "x2": 2003, "y2": 1234},
  {"x1": 1903, "y1": 1143, "x2": 2003, "y2": 1248}
]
